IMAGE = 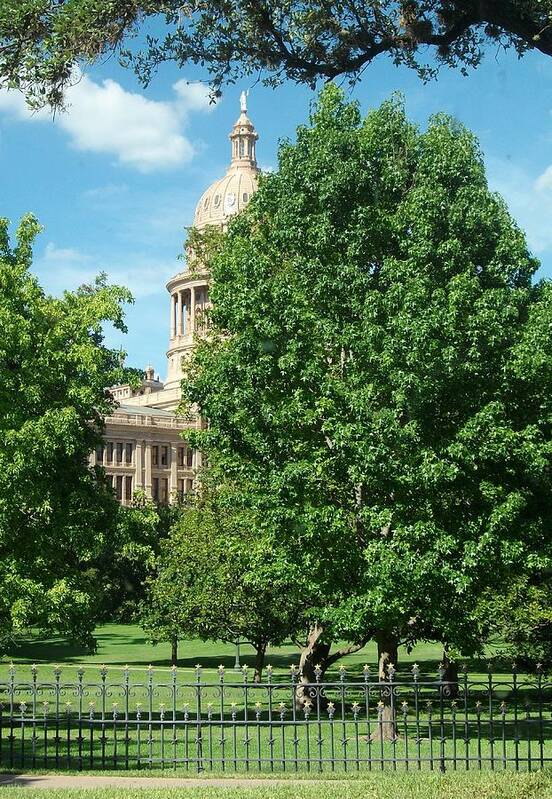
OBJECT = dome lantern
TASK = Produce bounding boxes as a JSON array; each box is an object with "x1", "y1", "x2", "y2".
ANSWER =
[{"x1": 228, "y1": 91, "x2": 258, "y2": 169}]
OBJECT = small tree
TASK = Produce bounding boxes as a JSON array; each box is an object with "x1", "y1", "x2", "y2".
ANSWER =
[
  {"x1": 141, "y1": 480, "x2": 305, "y2": 679},
  {"x1": 475, "y1": 577, "x2": 552, "y2": 668},
  {"x1": 93, "y1": 492, "x2": 181, "y2": 622}
]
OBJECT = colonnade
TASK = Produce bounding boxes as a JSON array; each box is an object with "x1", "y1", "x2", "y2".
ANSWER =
[{"x1": 170, "y1": 284, "x2": 209, "y2": 338}]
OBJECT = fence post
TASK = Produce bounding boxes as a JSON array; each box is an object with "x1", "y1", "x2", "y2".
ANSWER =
[
  {"x1": 195, "y1": 664, "x2": 203, "y2": 772},
  {"x1": 438, "y1": 662, "x2": 446, "y2": 773},
  {"x1": 537, "y1": 662, "x2": 544, "y2": 769},
  {"x1": 218, "y1": 665, "x2": 226, "y2": 771}
]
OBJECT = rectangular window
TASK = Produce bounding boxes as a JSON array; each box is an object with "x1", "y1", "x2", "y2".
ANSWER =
[
  {"x1": 116, "y1": 442, "x2": 123, "y2": 463},
  {"x1": 124, "y1": 475, "x2": 133, "y2": 501},
  {"x1": 178, "y1": 447, "x2": 185, "y2": 467},
  {"x1": 107, "y1": 442, "x2": 114, "y2": 463},
  {"x1": 186, "y1": 478, "x2": 194, "y2": 494},
  {"x1": 95, "y1": 444, "x2": 104, "y2": 463},
  {"x1": 125, "y1": 443, "x2": 133, "y2": 464},
  {"x1": 152, "y1": 445, "x2": 159, "y2": 466},
  {"x1": 186, "y1": 448, "x2": 194, "y2": 468},
  {"x1": 161, "y1": 478, "x2": 169, "y2": 504},
  {"x1": 161, "y1": 445, "x2": 168, "y2": 466},
  {"x1": 152, "y1": 477, "x2": 159, "y2": 501},
  {"x1": 177, "y1": 479, "x2": 185, "y2": 500},
  {"x1": 106, "y1": 474, "x2": 114, "y2": 490},
  {"x1": 116, "y1": 475, "x2": 123, "y2": 501}
]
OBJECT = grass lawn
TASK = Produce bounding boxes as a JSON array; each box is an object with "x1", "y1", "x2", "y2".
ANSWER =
[
  {"x1": 1, "y1": 773, "x2": 552, "y2": 798},
  {"x1": 0, "y1": 623, "x2": 501, "y2": 680}
]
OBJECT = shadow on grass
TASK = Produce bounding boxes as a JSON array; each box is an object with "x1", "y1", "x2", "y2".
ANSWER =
[{"x1": 2, "y1": 629, "x2": 524, "y2": 679}]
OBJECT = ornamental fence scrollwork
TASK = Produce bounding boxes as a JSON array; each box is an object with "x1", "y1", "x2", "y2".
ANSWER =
[{"x1": 0, "y1": 662, "x2": 549, "y2": 773}]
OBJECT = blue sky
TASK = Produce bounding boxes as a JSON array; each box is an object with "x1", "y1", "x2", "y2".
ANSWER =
[{"x1": 1, "y1": 43, "x2": 551, "y2": 377}]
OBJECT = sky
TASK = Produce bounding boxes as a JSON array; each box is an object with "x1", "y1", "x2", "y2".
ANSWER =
[{"x1": 1, "y1": 37, "x2": 552, "y2": 378}]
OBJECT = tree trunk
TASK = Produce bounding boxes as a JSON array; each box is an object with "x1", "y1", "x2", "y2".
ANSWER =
[
  {"x1": 441, "y1": 650, "x2": 459, "y2": 699},
  {"x1": 254, "y1": 642, "x2": 267, "y2": 683},
  {"x1": 371, "y1": 631, "x2": 399, "y2": 742},
  {"x1": 296, "y1": 623, "x2": 331, "y2": 710},
  {"x1": 171, "y1": 637, "x2": 178, "y2": 667},
  {"x1": 376, "y1": 631, "x2": 399, "y2": 680}
]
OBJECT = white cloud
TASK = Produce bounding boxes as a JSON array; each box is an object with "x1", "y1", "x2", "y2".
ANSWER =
[
  {"x1": 35, "y1": 241, "x2": 176, "y2": 299},
  {"x1": 173, "y1": 79, "x2": 212, "y2": 111},
  {"x1": 535, "y1": 165, "x2": 552, "y2": 193},
  {"x1": 82, "y1": 183, "x2": 129, "y2": 200},
  {"x1": 0, "y1": 75, "x2": 214, "y2": 171},
  {"x1": 43, "y1": 242, "x2": 92, "y2": 264},
  {"x1": 486, "y1": 157, "x2": 552, "y2": 258}
]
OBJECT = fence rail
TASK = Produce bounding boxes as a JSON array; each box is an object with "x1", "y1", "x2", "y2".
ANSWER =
[{"x1": 0, "y1": 663, "x2": 550, "y2": 772}]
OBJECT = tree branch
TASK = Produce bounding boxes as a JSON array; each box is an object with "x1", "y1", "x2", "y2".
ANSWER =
[
  {"x1": 326, "y1": 635, "x2": 372, "y2": 668},
  {"x1": 479, "y1": 0, "x2": 552, "y2": 57}
]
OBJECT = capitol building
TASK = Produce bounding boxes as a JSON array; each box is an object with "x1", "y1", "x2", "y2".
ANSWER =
[{"x1": 90, "y1": 95, "x2": 260, "y2": 504}]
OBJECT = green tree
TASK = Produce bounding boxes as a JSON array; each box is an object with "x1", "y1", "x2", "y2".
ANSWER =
[
  {"x1": 93, "y1": 492, "x2": 181, "y2": 623},
  {"x1": 142, "y1": 479, "x2": 305, "y2": 679},
  {"x1": 182, "y1": 87, "x2": 552, "y2": 694},
  {"x1": 0, "y1": 214, "x2": 132, "y2": 651},
  {"x1": 475, "y1": 576, "x2": 552, "y2": 667},
  {"x1": 1, "y1": 2, "x2": 551, "y2": 109}
]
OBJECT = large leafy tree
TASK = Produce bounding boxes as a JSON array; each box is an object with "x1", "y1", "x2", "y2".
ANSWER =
[
  {"x1": 1, "y1": 2, "x2": 551, "y2": 109},
  {"x1": 182, "y1": 87, "x2": 552, "y2": 684},
  {"x1": 0, "y1": 214, "x2": 132, "y2": 651}
]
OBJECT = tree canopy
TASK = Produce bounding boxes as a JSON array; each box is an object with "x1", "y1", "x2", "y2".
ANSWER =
[
  {"x1": 182, "y1": 87, "x2": 552, "y2": 676},
  {"x1": 0, "y1": 214, "x2": 132, "y2": 650},
  {"x1": 1, "y1": 1, "x2": 551, "y2": 109}
]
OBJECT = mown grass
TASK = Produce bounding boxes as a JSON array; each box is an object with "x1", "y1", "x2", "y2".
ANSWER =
[
  {"x1": 0, "y1": 624, "x2": 507, "y2": 681},
  {"x1": 2, "y1": 772, "x2": 552, "y2": 798}
]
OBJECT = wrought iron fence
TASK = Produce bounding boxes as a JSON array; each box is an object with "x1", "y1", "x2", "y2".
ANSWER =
[{"x1": 0, "y1": 662, "x2": 550, "y2": 772}]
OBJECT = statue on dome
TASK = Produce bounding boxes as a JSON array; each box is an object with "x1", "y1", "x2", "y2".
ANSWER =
[{"x1": 240, "y1": 90, "x2": 248, "y2": 113}]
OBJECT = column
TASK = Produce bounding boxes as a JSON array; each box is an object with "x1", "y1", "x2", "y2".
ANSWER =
[
  {"x1": 196, "y1": 287, "x2": 203, "y2": 332},
  {"x1": 144, "y1": 440, "x2": 152, "y2": 498},
  {"x1": 176, "y1": 290, "x2": 183, "y2": 336},
  {"x1": 170, "y1": 443, "x2": 178, "y2": 503},
  {"x1": 170, "y1": 294, "x2": 176, "y2": 338},
  {"x1": 135, "y1": 440, "x2": 144, "y2": 490},
  {"x1": 190, "y1": 285, "x2": 196, "y2": 333}
]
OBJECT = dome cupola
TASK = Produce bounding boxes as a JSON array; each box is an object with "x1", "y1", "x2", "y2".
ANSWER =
[{"x1": 194, "y1": 91, "x2": 260, "y2": 230}]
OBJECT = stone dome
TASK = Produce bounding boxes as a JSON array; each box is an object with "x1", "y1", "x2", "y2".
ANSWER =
[
  {"x1": 194, "y1": 94, "x2": 260, "y2": 230},
  {"x1": 194, "y1": 168, "x2": 259, "y2": 230}
]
